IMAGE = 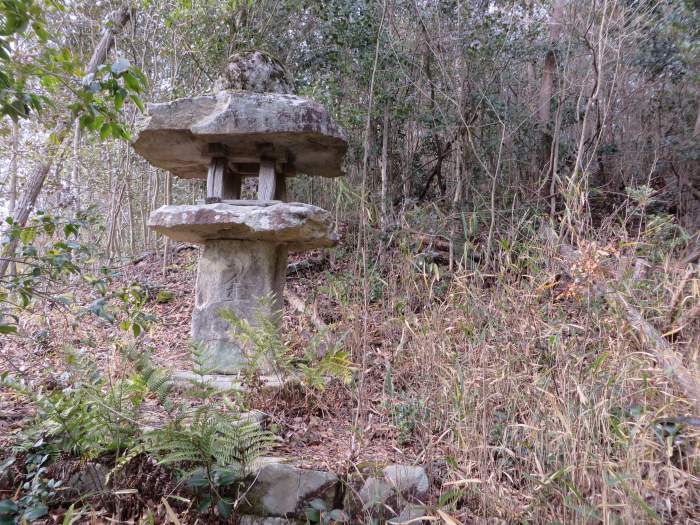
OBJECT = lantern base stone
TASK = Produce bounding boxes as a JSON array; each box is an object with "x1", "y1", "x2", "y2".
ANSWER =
[{"x1": 192, "y1": 239, "x2": 287, "y2": 374}]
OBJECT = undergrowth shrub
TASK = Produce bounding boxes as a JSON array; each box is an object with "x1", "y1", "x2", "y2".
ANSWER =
[
  {"x1": 219, "y1": 296, "x2": 354, "y2": 389},
  {"x1": 122, "y1": 343, "x2": 275, "y2": 518},
  {"x1": 1, "y1": 347, "x2": 141, "y2": 459},
  {"x1": 369, "y1": 218, "x2": 700, "y2": 523}
]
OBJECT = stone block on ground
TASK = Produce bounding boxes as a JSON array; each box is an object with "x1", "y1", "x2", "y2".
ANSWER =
[
  {"x1": 238, "y1": 517, "x2": 300, "y2": 525},
  {"x1": 382, "y1": 464, "x2": 429, "y2": 494},
  {"x1": 388, "y1": 504, "x2": 429, "y2": 524},
  {"x1": 170, "y1": 371, "x2": 285, "y2": 391},
  {"x1": 344, "y1": 464, "x2": 430, "y2": 522},
  {"x1": 64, "y1": 462, "x2": 109, "y2": 496},
  {"x1": 239, "y1": 463, "x2": 338, "y2": 518}
]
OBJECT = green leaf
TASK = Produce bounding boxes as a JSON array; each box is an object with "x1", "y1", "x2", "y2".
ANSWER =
[
  {"x1": 23, "y1": 503, "x2": 48, "y2": 521},
  {"x1": 64, "y1": 223, "x2": 79, "y2": 237},
  {"x1": 0, "y1": 499, "x2": 18, "y2": 514},
  {"x1": 216, "y1": 499, "x2": 232, "y2": 518},
  {"x1": 32, "y1": 22, "x2": 49, "y2": 41},
  {"x1": 130, "y1": 94, "x2": 145, "y2": 113},
  {"x1": 99, "y1": 122, "x2": 112, "y2": 140},
  {"x1": 185, "y1": 470, "x2": 208, "y2": 487},
  {"x1": 305, "y1": 508, "x2": 321, "y2": 523},
  {"x1": 114, "y1": 88, "x2": 126, "y2": 112},
  {"x1": 0, "y1": 325, "x2": 17, "y2": 335},
  {"x1": 19, "y1": 227, "x2": 36, "y2": 244},
  {"x1": 123, "y1": 71, "x2": 141, "y2": 92},
  {"x1": 110, "y1": 123, "x2": 131, "y2": 140},
  {"x1": 196, "y1": 497, "x2": 211, "y2": 513},
  {"x1": 111, "y1": 57, "x2": 130, "y2": 75},
  {"x1": 214, "y1": 468, "x2": 239, "y2": 486}
]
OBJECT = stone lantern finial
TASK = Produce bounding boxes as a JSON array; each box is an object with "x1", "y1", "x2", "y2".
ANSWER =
[{"x1": 215, "y1": 50, "x2": 294, "y2": 94}]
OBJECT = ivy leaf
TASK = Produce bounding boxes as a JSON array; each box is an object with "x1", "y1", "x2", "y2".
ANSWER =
[
  {"x1": 196, "y1": 497, "x2": 211, "y2": 513},
  {"x1": 216, "y1": 499, "x2": 232, "y2": 519},
  {"x1": 22, "y1": 503, "x2": 48, "y2": 521}
]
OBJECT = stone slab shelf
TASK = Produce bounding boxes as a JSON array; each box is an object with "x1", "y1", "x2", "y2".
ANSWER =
[
  {"x1": 148, "y1": 201, "x2": 337, "y2": 250},
  {"x1": 169, "y1": 371, "x2": 287, "y2": 392}
]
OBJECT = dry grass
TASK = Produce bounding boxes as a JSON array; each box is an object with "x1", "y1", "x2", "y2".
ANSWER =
[
  {"x1": 339, "y1": 216, "x2": 700, "y2": 523},
  {"x1": 2, "y1": 207, "x2": 699, "y2": 524}
]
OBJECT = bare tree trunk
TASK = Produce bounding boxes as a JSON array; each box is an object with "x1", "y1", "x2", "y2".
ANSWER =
[
  {"x1": 0, "y1": 4, "x2": 132, "y2": 280},
  {"x1": 5, "y1": 121, "x2": 20, "y2": 276},
  {"x1": 125, "y1": 147, "x2": 135, "y2": 256},
  {"x1": 8, "y1": 121, "x2": 18, "y2": 219},
  {"x1": 70, "y1": 119, "x2": 81, "y2": 207},
  {"x1": 537, "y1": 0, "x2": 564, "y2": 186},
  {"x1": 380, "y1": 104, "x2": 390, "y2": 229},
  {"x1": 141, "y1": 168, "x2": 150, "y2": 248},
  {"x1": 452, "y1": 139, "x2": 463, "y2": 207},
  {"x1": 402, "y1": 120, "x2": 415, "y2": 208}
]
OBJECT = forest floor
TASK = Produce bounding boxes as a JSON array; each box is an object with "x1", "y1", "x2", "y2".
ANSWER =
[
  {"x1": 0, "y1": 245, "x2": 418, "y2": 473},
  {"x1": 2, "y1": 222, "x2": 699, "y2": 524}
]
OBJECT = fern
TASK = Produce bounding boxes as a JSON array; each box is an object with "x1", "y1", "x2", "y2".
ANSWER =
[
  {"x1": 120, "y1": 343, "x2": 177, "y2": 415},
  {"x1": 219, "y1": 296, "x2": 355, "y2": 389},
  {"x1": 1, "y1": 348, "x2": 141, "y2": 459},
  {"x1": 218, "y1": 294, "x2": 290, "y2": 377},
  {"x1": 146, "y1": 407, "x2": 273, "y2": 473},
  {"x1": 120, "y1": 342, "x2": 274, "y2": 516}
]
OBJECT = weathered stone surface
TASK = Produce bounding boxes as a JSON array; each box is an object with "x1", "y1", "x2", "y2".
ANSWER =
[
  {"x1": 215, "y1": 51, "x2": 294, "y2": 94},
  {"x1": 132, "y1": 90, "x2": 347, "y2": 179},
  {"x1": 358, "y1": 477, "x2": 393, "y2": 508},
  {"x1": 239, "y1": 517, "x2": 300, "y2": 525},
  {"x1": 148, "y1": 201, "x2": 337, "y2": 250},
  {"x1": 192, "y1": 240, "x2": 286, "y2": 373},
  {"x1": 383, "y1": 464, "x2": 429, "y2": 494},
  {"x1": 173, "y1": 370, "x2": 294, "y2": 391},
  {"x1": 240, "y1": 463, "x2": 338, "y2": 518},
  {"x1": 346, "y1": 464, "x2": 430, "y2": 521},
  {"x1": 357, "y1": 465, "x2": 429, "y2": 508},
  {"x1": 388, "y1": 504, "x2": 428, "y2": 524},
  {"x1": 64, "y1": 462, "x2": 109, "y2": 495}
]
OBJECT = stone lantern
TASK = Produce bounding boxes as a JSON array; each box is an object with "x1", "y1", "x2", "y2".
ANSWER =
[{"x1": 132, "y1": 52, "x2": 347, "y2": 374}]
